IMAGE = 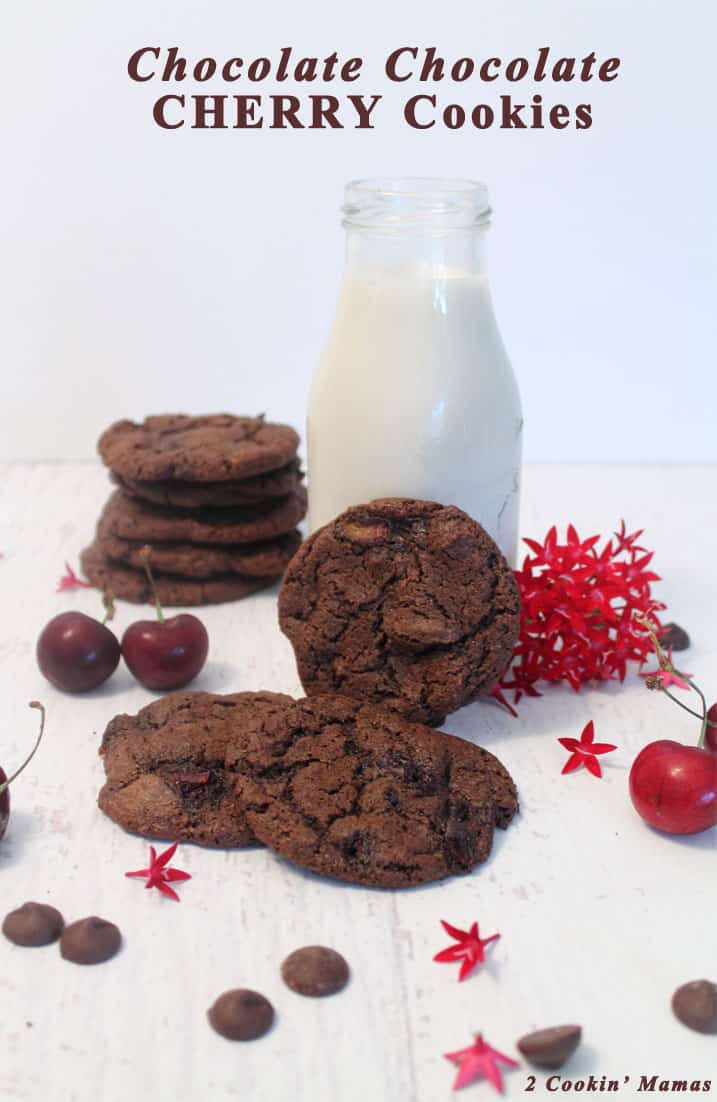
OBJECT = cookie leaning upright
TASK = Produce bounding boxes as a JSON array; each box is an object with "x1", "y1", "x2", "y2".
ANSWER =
[{"x1": 278, "y1": 498, "x2": 520, "y2": 725}]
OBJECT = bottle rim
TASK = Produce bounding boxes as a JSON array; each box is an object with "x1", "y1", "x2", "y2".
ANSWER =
[{"x1": 342, "y1": 177, "x2": 491, "y2": 231}]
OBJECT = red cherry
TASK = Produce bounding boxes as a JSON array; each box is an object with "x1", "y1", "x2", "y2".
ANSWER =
[
  {"x1": 122, "y1": 614, "x2": 208, "y2": 691},
  {"x1": 705, "y1": 703, "x2": 717, "y2": 755},
  {"x1": 37, "y1": 612, "x2": 120, "y2": 692},
  {"x1": 629, "y1": 740, "x2": 717, "y2": 835},
  {"x1": 120, "y1": 546, "x2": 209, "y2": 691}
]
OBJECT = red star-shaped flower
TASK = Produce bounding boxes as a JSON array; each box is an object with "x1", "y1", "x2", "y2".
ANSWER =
[
  {"x1": 434, "y1": 920, "x2": 500, "y2": 982},
  {"x1": 56, "y1": 559, "x2": 91, "y2": 595},
  {"x1": 640, "y1": 652, "x2": 692, "y2": 692},
  {"x1": 558, "y1": 720, "x2": 617, "y2": 778},
  {"x1": 444, "y1": 1033, "x2": 518, "y2": 1092},
  {"x1": 125, "y1": 842, "x2": 191, "y2": 901},
  {"x1": 57, "y1": 562, "x2": 92, "y2": 592}
]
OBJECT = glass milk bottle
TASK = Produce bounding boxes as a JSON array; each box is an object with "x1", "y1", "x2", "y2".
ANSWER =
[{"x1": 307, "y1": 177, "x2": 523, "y2": 562}]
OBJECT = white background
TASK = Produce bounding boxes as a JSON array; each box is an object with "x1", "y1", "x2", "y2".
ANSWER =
[{"x1": 0, "y1": 0, "x2": 715, "y2": 463}]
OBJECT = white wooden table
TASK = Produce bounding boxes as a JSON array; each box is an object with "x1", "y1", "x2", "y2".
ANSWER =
[{"x1": 0, "y1": 463, "x2": 714, "y2": 1102}]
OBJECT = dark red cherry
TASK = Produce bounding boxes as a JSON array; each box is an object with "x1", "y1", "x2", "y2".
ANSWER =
[
  {"x1": 37, "y1": 612, "x2": 120, "y2": 692},
  {"x1": 121, "y1": 614, "x2": 208, "y2": 691}
]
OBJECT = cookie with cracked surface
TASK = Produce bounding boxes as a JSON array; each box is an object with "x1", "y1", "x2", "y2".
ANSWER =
[
  {"x1": 98, "y1": 414, "x2": 299, "y2": 482},
  {"x1": 111, "y1": 459, "x2": 304, "y2": 508},
  {"x1": 231, "y1": 694, "x2": 518, "y2": 888},
  {"x1": 80, "y1": 543, "x2": 277, "y2": 606},
  {"x1": 96, "y1": 516, "x2": 302, "y2": 580},
  {"x1": 99, "y1": 486, "x2": 307, "y2": 545},
  {"x1": 98, "y1": 690, "x2": 293, "y2": 846},
  {"x1": 278, "y1": 499, "x2": 521, "y2": 725}
]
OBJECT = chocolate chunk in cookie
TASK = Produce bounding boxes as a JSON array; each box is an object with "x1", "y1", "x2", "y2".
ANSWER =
[
  {"x1": 98, "y1": 414, "x2": 299, "y2": 482},
  {"x1": 98, "y1": 690, "x2": 293, "y2": 847},
  {"x1": 278, "y1": 499, "x2": 521, "y2": 725},
  {"x1": 97, "y1": 518, "x2": 302, "y2": 580},
  {"x1": 99, "y1": 486, "x2": 307, "y2": 545},
  {"x1": 80, "y1": 543, "x2": 278, "y2": 606},
  {"x1": 112, "y1": 459, "x2": 304, "y2": 508},
  {"x1": 231, "y1": 694, "x2": 518, "y2": 888}
]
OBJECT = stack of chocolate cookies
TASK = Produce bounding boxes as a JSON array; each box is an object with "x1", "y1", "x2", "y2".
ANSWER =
[{"x1": 81, "y1": 414, "x2": 306, "y2": 605}]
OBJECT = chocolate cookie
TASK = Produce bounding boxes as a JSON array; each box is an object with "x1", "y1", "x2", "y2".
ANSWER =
[
  {"x1": 98, "y1": 690, "x2": 293, "y2": 846},
  {"x1": 98, "y1": 414, "x2": 299, "y2": 482},
  {"x1": 97, "y1": 520, "x2": 302, "y2": 580},
  {"x1": 231, "y1": 694, "x2": 518, "y2": 888},
  {"x1": 278, "y1": 499, "x2": 521, "y2": 725},
  {"x1": 99, "y1": 486, "x2": 307, "y2": 545},
  {"x1": 112, "y1": 460, "x2": 304, "y2": 508},
  {"x1": 80, "y1": 543, "x2": 277, "y2": 606}
]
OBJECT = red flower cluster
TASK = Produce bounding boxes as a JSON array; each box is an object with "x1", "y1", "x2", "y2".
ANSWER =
[{"x1": 494, "y1": 522, "x2": 665, "y2": 712}]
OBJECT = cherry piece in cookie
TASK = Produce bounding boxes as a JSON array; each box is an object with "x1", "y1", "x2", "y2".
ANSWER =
[
  {"x1": 207, "y1": 989, "x2": 275, "y2": 1041},
  {"x1": 37, "y1": 612, "x2": 120, "y2": 692},
  {"x1": 2, "y1": 902, "x2": 64, "y2": 947},
  {"x1": 516, "y1": 1025, "x2": 582, "y2": 1070},
  {"x1": 121, "y1": 547, "x2": 208, "y2": 690},
  {"x1": 281, "y1": 946, "x2": 349, "y2": 997},
  {"x1": 60, "y1": 917, "x2": 122, "y2": 964},
  {"x1": 671, "y1": 980, "x2": 717, "y2": 1035}
]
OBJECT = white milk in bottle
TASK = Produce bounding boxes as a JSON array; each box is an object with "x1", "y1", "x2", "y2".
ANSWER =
[{"x1": 307, "y1": 178, "x2": 523, "y2": 562}]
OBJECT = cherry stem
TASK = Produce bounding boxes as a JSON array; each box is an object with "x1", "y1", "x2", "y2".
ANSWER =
[
  {"x1": 0, "y1": 702, "x2": 46, "y2": 795},
  {"x1": 637, "y1": 616, "x2": 709, "y2": 748},
  {"x1": 138, "y1": 546, "x2": 164, "y2": 624},
  {"x1": 662, "y1": 689, "x2": 704, "y2": 723},
  {"x1": 689, "y1": 680, "x2": 709, "y2": 749},
  {"x1": 102, "y1": 590, "x2": 116, "y2": 626}
]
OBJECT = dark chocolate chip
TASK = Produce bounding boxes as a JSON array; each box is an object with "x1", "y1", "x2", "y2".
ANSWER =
[
  {"x1": 207, "y1": 989, "x2": 274, "y2": 1041},
  {"x1": 60, "y1": 916, "x2": 122, "y2": 965},
  {"x1": 517, "y1": 1025, "x2": 582, "y2": 1069},
  {"x1": 2, "y1": 902, "x2": 64, "y2": 947},
  {"x1": 658, "y1": 622, "x2": 690, "y2": 652},
  {"x1": 672, "y1": 980, "x2": 717, "y2": 1034},
  {"x1": 281, "y1": 946, "x2": 350, "y2": 997}
]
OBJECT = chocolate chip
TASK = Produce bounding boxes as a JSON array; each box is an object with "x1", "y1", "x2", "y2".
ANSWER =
[
  {"x1": 672, "y1": 980, "x2": 717, "y2": 1035},
  {"x1": 207, "y1": 989, "x2": 274, "y2": 1041},
  {"x1": 2, "y1": 902, "x2": 64, "y2": 947},
  {"x1": 60, "y1": 916, "x2": 122, "y2": 965},
  {"x1": 658, "y1": 622, "x2": 690, "y2": 652},
  {"x1": 281, "y1": 946, "x2": 350, "y2": 997},
  {"x1": 517, "y1": 1025, "x2": 582, "y2": 1069}
]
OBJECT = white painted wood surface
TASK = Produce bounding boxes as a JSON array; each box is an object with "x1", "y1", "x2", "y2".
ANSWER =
[{"x1": 0, "y1": 462, "x2": 714, "y2": 1102}]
